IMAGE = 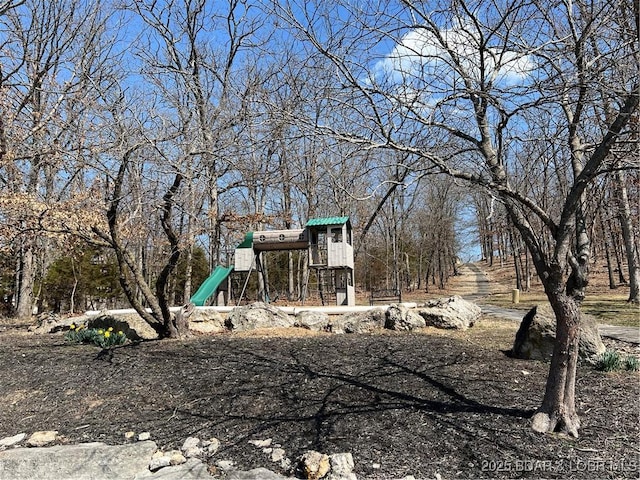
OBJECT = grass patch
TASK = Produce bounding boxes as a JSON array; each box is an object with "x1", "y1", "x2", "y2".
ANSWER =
[
  {"x1": 483, "y1": 293, "x2": 639, "y2": 327},
  {"x1": 484, "y1": 292, "x2": 544, "y2": 311},
  {"x1": 581, "y1": 297, "x2": 640, "y2": 327},
  {"x1": 417, "y1": 318, "x2": 518, "y2": 352},
  {"x1": 480, "y1": 260, "x2": 639, "y2": 327}
]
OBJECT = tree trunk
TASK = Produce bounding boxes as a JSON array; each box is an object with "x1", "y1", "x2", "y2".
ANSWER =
[
  {"x1": 172, "y1": 303, "x2": 194, "y2": 339},
  {"x1": 597, "y1": 205, "x2": 617, "y2": 289},
  {"x1": 603, "y1": 233, "x2": 617, "y2": 289},
  {"x1": 530, "y1": 283, "x2": 581, "y2": 437},
  {"x1": 608, "y1": 216, "x2": 628, "y2": 284},
  {"x1": 510, "y1": 230, "x2": 523, "y2": 290},
  {"x1": 94, "y1": 152, "x2": 168, "y2": 338},
  {"x1": 615, "y1": 169, "x2": 640, "y2": 303},
  {"x1": 70, "y1": 258, "x2": 78, "y2": 314},
  {"x1": 156, "y1": 173, "x2": 186, "y2": 338},
  {"x1": 16, "y1": 244, "x2": 35, "y2": 319},
  {"x1": 182, "y1": 245, "x2": 193, "y2": 305}
]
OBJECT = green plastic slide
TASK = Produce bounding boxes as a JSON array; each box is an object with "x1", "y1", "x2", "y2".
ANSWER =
[{"x1": 190, "y1": 265, "x2": 234, "y2": 306}]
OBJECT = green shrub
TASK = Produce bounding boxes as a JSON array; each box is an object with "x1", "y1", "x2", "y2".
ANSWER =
[
  {"x1": 595, "y1": 350, "x2": 640, "y2": 372},
  {"x1": 596, "y1": 350, "x2": 623, "y2": 372},
  {"x1": 624, "y1": 355, "x2": 640, "y2": 372},
  {"x1": 64, "y1": 324, "x2": 127, "y2": 349}
]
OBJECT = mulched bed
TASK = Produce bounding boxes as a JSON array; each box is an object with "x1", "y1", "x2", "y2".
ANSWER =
[{"x1": 0, "y1": 328, "x2": 638, "y2": 479}]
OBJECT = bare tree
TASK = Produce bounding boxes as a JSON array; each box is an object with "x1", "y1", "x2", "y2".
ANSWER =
[
  {"x1": 0, "y1": 0, "x2": 118, "y2": 318},
  {"x1": 614, "y1": 167, "x2": 640, "y2": 303},
  {"x1": 276, "y1": 0, "x2": 638, "y2": 436}
]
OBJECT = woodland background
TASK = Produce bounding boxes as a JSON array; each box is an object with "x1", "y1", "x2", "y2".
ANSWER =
[{"x1": 0, "y1": 0, "x2": 637, "y2": 319}]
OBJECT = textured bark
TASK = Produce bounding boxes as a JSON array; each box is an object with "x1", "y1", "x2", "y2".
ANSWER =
[
  {"x1": 156, "y1": 173, "x2": 184, "y2": 338},
  {"x1": 615, "y1": 169, "x2": 640, "y2": 303},
  {"x1": 93, "y1": 151, "x2": 167, "y2": 338},
  {"x1": 531, "y1": 286, "x2": 581, "y2": 437},
  {"x1": 172, "y1": 303, "x2": 194, "y2": 339},
  {"x1": 16, "y1": 245, "x2": 35, "y2": 319}
]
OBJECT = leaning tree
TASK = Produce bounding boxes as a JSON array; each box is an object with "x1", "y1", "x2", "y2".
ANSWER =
[{"x1": 275, "y1": 0, "x2": 639, "y2": 436}]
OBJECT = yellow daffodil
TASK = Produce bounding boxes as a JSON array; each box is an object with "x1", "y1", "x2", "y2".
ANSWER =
[
  {"x1": 70, "y1": 324, "x2": 75, "y2": 330},
  {"x1": 118, "y1": 331, "x2": 124, "y2": 336},
  {"x1": 98, "y1": 329, "x2": 104, "y2": 334},
  {"x1": 108, "y1": 327, "x2": 114, "y2": 331},
  {"x1": 104, "y1": 331, "x2": 111, "y2": 338}
]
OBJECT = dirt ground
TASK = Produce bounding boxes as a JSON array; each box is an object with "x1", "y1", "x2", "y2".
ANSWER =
[
  {"x1": 1, "y1": 265, "x2": 639, "y2": 479},
  {"x1": 0, "y1": 325, "x2": 638, "y2": 480}
]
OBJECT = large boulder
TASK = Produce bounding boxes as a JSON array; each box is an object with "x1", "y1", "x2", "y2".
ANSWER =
[
  {"x1": 88, "y1": 314, "x2": 157, "y2": 340},
  {"x1": 225, "y1": 302, "x2": 294, "y2": 332},
  {"x1": 0, "y1": 441, "x2": 159, "y2": 480},
  {"x1": 417, "y1": 295, "x2": 481, "y2": 330},
  {"x1": 28, "y1": 313, "x2": 77, "y2": 334},
  {"x1": 330, "y1": 309, "x2": 386, "y2": 334},
  {"x1": 189, "y1": 309, "x2": 225, "y2": 334},
  {"x1": 510, "y1": 304, "x2": 606, "y2": 364},
  {"x1": 384, "y1": 304, "x2": 426, "y2": 331},
  {"x1": 28, "y1": 312, "x2": 158, "y2": 341},
  {"x1": 295, "y1": 311, "x2": 331, "y2": 332}
]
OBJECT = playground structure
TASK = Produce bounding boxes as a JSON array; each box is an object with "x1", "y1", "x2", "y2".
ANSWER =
[{"x1": 190, "y1": 217, "x2": 355, "y2": 307}]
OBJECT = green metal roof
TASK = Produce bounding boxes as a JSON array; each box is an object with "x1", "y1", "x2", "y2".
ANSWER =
[
  {"x1": 305, "y1": 216, "x2": 350, "y2": 227},
  {"x1": 237, "y1": 231, "x2": 253, "y2": 248}
]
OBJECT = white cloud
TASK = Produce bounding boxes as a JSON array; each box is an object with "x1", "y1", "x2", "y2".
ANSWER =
[{"x1": 373, "y1": 22, "x2": 534, "y2": 88}]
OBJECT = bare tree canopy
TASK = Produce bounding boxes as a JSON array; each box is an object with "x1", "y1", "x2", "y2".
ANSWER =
[
  {"x1": 273, "y1": 0, "x2": 639, "y2": 436},
  {"x1": 0, "y1": 0, "x2": 637, "y2": 436}
]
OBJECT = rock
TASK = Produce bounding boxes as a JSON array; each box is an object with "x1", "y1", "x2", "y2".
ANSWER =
[
  {"x1": 183, "y1": 446, "x2": 203, "y2": 458},
  {"x1": 225, "y1": 302, "x2": 294, "y2": 332},
  {"x1": 204, "y1": 437, "x2": 220, "y2": 455},
  {"x1": 511, "y1": 304, "x2": 606, "y2": 363},
  {"x1": 248, "y1": 438, "x2": 273, "y2": 448},
  {"x1": 216, "y1": 459, "x2": 235, "y2": 470},
  {"x1": 143, "y1": 458, "x2": 211, "y2": 479},
  {"x1": 327, "y1": 452, "x2": 356, "y2": 480},
  {"x1": 226, "y1": 467, "x2": 291, "y2": 480},
  {"x1": 298, "y1": 450, "x2": 330, "y2": 480},
  {"x1": 327, "y1": 473, "x2": 357, "y2": 480},
  {"x1": 271, "y1": 447, "x2": 286, "y2": 463},
  {"x1": 149, "y1": 455, "x2": 172, "y2": 471},
  {"x1": 28, "y1": 314, "x2": 81, "y2": 334},
  {"x1": 189, "y1": 310, "x2": 226, "y2": 334},
  {"x1": 138, "y1": 432, "x2": 151, "y2": 441},
  {"x1": 417, "y1": 295, "x2": 480, "y2": 329},
  {"x1": 26, "y1": 430, "x2": 58, "y2": 447},
  {"x1": 124, "y1": 431, "x2": 136, "y2": 441},
  {"x1": 295, "y1": 311, "x2": 331, "y2": 331},
  {"x1": 182, "y1": 436, "x2": 200, "y2": 450},
  {"x1": 189, "y1": 321, "x2": 226, "y2": 334},
  {"x1": 331, "y1": 309, "x2": 386, "y2": 334},
  {"x1": 168, "y1": 450, "x2": 187, "y2": 465},
  {"x1": 0, "y1": 441, "x2": 158, "y2": 480},
  {"x1": 0, "y1": 433, "x2": 26, "y2": 447},
  {"x1": 384, "y1": 305, "x2": 426, "y2": 331},
  {"x1": 136, "y1": 458, "x2": 210, "y2": 479},
  {"x1": 88, "y1": 314, "x2": 155, "y2": 340}
]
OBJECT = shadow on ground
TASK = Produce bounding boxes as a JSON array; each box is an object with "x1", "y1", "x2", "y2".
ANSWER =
[{"x1": 0, "y1": 332, "x2": 638, "y2": 479}]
